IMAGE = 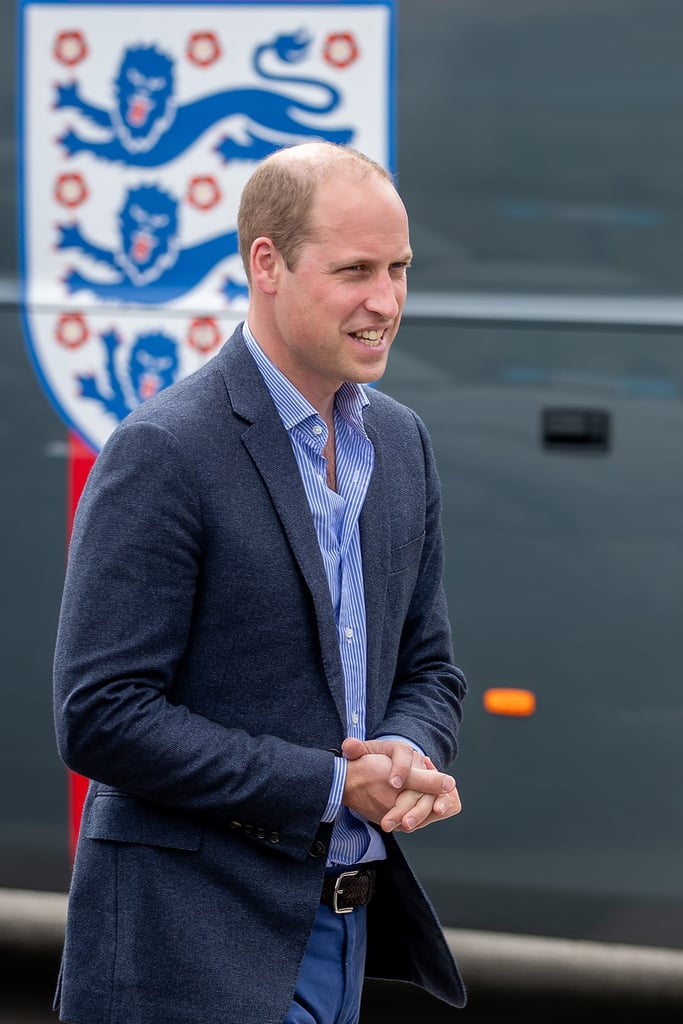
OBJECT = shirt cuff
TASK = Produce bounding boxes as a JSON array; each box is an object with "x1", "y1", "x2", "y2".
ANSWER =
[
  {"x1": 321, "y1": 755, "x2": 347, "y2": 823},
  {"x1": 376, "y1": 734, "x2": 426, "y2": 758}
]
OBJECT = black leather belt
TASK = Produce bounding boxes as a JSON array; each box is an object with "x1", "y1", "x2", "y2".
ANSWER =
[{"x1": 320, "y1": 867, "x2": 376, "y2": 914}]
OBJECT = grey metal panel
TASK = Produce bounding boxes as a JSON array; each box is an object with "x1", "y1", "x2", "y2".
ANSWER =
[
  {"x1": 0, "y1": 307, "x2": 70, "y2": 891},
  {"x1": 380, "y1": 320, "x2": 683, "y2": 945},
  {"x1": 397, "y1": 0, "x2": 683, "y2": 297}
]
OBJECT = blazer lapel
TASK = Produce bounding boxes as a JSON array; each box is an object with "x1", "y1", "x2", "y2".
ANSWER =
[
  {"x1": 217, "y1": 330, "x2": 347, "y2": 728},
  {"x1": 359, "y1": 419, "x2": 391, "y2": 729}
]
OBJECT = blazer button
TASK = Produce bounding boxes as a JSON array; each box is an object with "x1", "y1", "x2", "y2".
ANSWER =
[
  {"x1": 244, "y1": 824, "x2": 254, "y2": 835},
  {"x1": 256, "y1": 828, "x2": 266, "y2": 840},
  {"x1": 309, "y1": 840, "x2": 326, "y2": 858},
  {"x1": 269, "y1": 833, "x2": 280, "y2": 844},
  {"x1": 228, "y1": 821, "x2": 242, "y2": 830}
]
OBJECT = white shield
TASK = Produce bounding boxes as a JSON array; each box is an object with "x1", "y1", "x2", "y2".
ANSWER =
[{"x1": 19, "y1": 1, "x2": 395, "y2": 451}]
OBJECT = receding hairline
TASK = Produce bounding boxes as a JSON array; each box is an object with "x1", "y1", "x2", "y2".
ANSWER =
[{"x1": 263, "y1": 141, "x2": 395, "y2": 184}]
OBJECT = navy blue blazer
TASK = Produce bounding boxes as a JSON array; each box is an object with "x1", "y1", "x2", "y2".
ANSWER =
[{"x1": 53, "y1": 326, "x2": 467, "y2": 1023}]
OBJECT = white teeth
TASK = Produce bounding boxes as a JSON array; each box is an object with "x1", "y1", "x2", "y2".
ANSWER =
[{"x1": 352, "y1": 329, "x2": 383, "y2": 345}]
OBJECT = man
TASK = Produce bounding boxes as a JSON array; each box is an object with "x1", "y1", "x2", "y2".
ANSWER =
[{"x1": 53, "y1": 142, "x2": 467, "y2": 1024}]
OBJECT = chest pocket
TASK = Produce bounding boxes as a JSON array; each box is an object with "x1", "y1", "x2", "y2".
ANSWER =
[{"x1": 389, "y1": 532, "x2": 425, "y2": 577}]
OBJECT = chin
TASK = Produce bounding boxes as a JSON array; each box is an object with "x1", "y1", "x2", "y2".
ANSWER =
[{"x1": 365, "y1": 357, "x2": 389, "y2": 381}]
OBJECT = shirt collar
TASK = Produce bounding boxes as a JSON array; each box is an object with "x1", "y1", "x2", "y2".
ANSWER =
[{"x1": 242, "y1": 320, "x2": 370, "y2": 435}]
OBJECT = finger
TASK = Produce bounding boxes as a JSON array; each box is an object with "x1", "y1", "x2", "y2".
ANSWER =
[
  {"x1": 387, "y1": 743, "x2": 416, "y2": 789},
  {"x1": 434, "y1": 787, "x2": 461, "y2": 817},
  {"x1": 415, "y1": 786, "x2": 463, "y2": 828},
  {"x1": 398, "y1": 792, "x2": 436, "y2": 833},
  {"x1": 404, "y1": 763, "x2": 456, "y2": 796},
  {"x1": 350, "y1": 738, "x2": 419, "y2": 789},
  {"x1": 380, "y1": 789, "x2": 430, "y2": 833}
]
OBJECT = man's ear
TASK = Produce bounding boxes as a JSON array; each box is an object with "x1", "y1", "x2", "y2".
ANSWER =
[{"x1": 250, "y1": 237, "x2": 281, "y2": 295}]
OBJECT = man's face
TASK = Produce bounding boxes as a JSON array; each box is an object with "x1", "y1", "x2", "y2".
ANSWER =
[{"x1": 268, "y1": 171, "x2": 412, "y2": 410}]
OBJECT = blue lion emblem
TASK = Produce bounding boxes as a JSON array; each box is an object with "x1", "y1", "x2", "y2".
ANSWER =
[
  {"x1": 78, "y1": 328, "x2": 180, "y2": 422},
  {"x1": 55, "y1": 31, "x2": 354, "y2": 167},
  {"x1": 57, "y1": 183, "x2": 239, "y2": 303}
]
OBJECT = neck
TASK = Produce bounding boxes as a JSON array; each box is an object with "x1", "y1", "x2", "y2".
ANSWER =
[{"x1": 245, "y1": 312, "x2": 339, "y2": 422}]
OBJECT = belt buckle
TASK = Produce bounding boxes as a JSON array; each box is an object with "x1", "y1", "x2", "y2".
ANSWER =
[{"x1": 333, "y1": 869, "x2": 360, "y2": 914}]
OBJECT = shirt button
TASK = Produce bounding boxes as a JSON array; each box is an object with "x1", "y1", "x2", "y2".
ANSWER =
[
  {"x1": 352, "y1": 712, "x2": 359, "y2": 725},
  {"x1": 344, "y1": 627, "x2": 353, "y2": 640},
  {"x1": 312, "y1": 424, "x2": 323, "y2": 436}
]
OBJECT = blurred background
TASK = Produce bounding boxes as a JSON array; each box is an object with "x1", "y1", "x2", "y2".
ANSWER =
[{"x1": 2, "y1": 0, "x2": 683, "y2": 1019}]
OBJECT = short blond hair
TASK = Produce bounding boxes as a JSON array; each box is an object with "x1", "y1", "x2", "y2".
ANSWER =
[{"x1": 237, "y1": 143, "x2": 395, "y2": 283}]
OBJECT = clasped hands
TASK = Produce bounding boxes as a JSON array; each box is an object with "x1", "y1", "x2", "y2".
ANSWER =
[{"x1": 341, "y1": 737, "x2": 461, "y2": 834}]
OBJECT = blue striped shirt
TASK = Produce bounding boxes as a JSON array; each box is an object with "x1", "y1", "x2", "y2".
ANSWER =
[{"x1": 243, "y1": 322, "x2": 386, "y2": 866}]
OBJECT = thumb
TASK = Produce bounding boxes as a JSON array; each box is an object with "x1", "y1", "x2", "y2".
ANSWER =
[{"x1": 341, "y1": 737, "x2": 368, "y2": 761}]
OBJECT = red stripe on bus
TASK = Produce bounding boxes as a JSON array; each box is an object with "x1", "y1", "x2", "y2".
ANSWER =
[{"x1": 66, "y1": 430, "x2": 97, "y2": 859}]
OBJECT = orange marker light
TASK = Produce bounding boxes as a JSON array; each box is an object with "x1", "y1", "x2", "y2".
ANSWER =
[{"x1": 483, "y1": 688, "x2": 536, "y2": 717}]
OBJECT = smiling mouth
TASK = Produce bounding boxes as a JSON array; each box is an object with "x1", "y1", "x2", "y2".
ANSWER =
[{"x1": 350, "y1": 329, "x2": 385, "y2": 347}]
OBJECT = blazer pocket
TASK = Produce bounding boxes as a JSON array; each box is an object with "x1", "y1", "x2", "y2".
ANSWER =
[
  {"x1": 389, "y1": 532, "x2": 425, "y2": 577},
  {"x1": 85, "y1": 792, "x2": 203, "y2": 851}
]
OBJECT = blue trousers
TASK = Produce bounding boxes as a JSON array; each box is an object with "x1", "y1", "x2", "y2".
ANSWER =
[{"x1": 283, "y1": 903, "x2": 368, "y2": 1024}]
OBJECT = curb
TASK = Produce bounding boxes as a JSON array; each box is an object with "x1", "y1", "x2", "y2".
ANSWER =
[
  {"x1": 2, "y1": 888, "x2": 683, "y2": 1004},
  {"x1": 445, "y1": 927, "x2": 683, "y2": 1003},
  {"x1": 0, "y1": 888, "x2": 68, "y2": 954}
]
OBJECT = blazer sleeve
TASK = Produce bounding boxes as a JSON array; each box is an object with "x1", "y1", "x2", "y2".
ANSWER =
[
  {"x1": 369, "y1": 411, "x2": 467, "y2": 770},
  {"x1": 53, "y1": 417, "x2": 335, "y2": 859}
]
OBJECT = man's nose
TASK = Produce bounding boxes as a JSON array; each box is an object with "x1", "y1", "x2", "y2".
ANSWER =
[{"x1": 365, "y1": 272, "x2": 402, "y2": 318}]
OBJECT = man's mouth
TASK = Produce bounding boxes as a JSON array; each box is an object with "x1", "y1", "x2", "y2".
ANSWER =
[{"x1": 350, "y1": 329, "x2": 385, "y2": 347}]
